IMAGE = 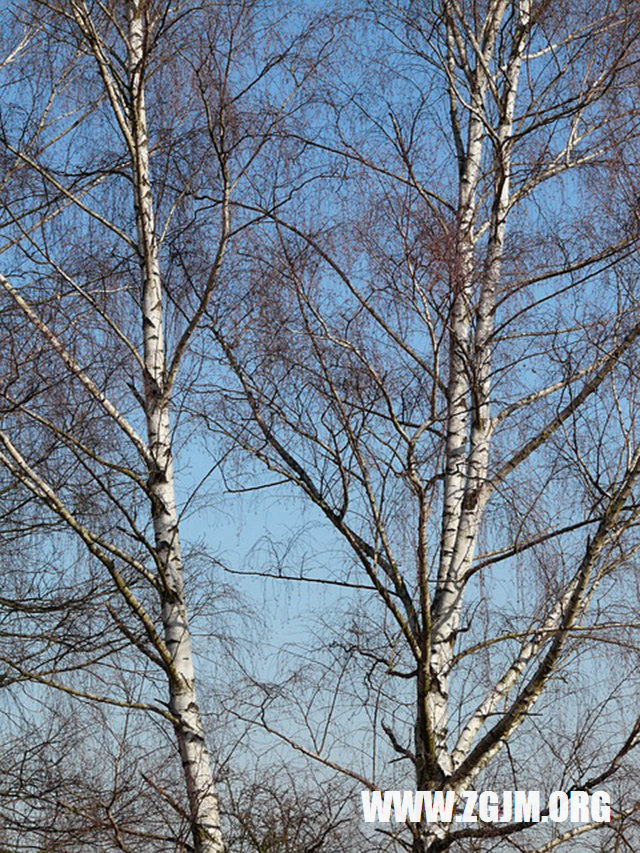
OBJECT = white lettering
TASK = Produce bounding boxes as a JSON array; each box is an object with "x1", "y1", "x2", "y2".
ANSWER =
[
  {"x1": 423, "y1": 791, "x2": 456, "y2": 823},
  {"x1": 460, "y1": 790, "x2": 478, "y2": 823},
  {"x1": 500, "y1": 790, "x2": 513, "y2": 822},
  {"x1": 549, "y1": 791, "x2": 569, "y2": 822},
  {"x1": 570, "y1": 791, "x2": 590, "y2": 822},
  {"x1": 362, "y1": 791, "x2": 393, "y2": 823},
  {"x1": 478, "y1": 791, "x2": 499, "y2": 822},
  {"x1": 514, "y1": 790, "x2": 541, "y2": 822},
  {"x1": 591, "y1": 791, "x2": 611, "y2": 823},
  {"x1": 392, "y1": 790, "x2": 424, "y2": 823}
]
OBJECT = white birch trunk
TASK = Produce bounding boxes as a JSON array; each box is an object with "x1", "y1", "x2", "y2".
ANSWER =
[
  {"x1": 426, "y1": 94, "x2": 485, "y2": 785},
  {"x1": 127, "y1": 4, "x2": 224, "y2": 851},
  {"x1": 420, "y1": 0, "x2": 530, "y2": 819}
]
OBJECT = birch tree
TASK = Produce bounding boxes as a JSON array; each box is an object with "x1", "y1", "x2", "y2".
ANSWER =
[
  {"x1": 0, "y1": 1, "x2": 331, "y2": 850},
  {"x1": 205, "y1": 2, "x2": 640, "y2": 851},
  {"x1": 0, "y1": 7, "x2": 225, "y2": 849}
]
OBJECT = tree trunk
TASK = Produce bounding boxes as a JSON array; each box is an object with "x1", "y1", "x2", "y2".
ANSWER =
[{"x1": 128, "y1": 4, "x2": 224, "y2": 851}]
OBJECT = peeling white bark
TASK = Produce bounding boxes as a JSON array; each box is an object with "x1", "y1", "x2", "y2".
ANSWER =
[
  {"x1": 424, "y1": 0, "x2": 531, "y2": 797},
  {"x1": 127, "y1": 4, "x2": 224, "y2": 851}
]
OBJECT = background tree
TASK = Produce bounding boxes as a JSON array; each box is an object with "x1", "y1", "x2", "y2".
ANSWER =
[{"x1": 203, "y1": 1, "x2": 640, "y2": 851}]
